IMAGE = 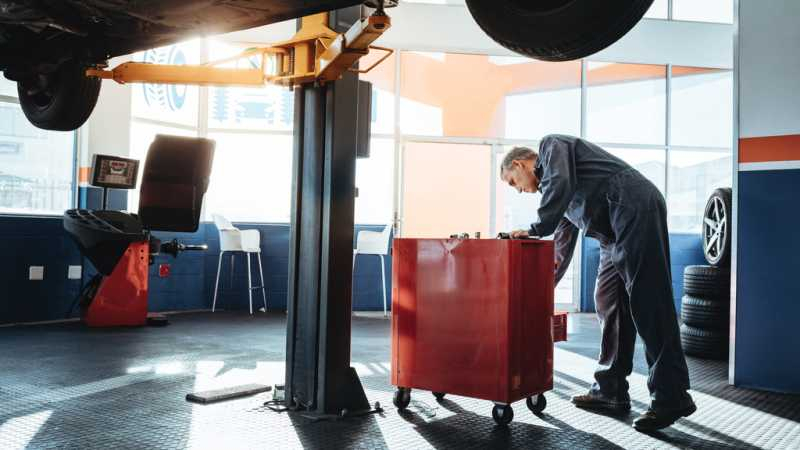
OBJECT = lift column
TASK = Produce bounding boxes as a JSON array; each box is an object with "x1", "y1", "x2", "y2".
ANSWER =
[{"x1": 284, "y1": 6, "x2": 370, "y2": 415}]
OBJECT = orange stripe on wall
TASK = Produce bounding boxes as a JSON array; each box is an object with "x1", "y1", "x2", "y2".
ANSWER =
[
  {"x1": 79, "y1": 167, "x2": 90, "y2": 183},
  {"x1": 740, "y1": 135, "x2": 800, "y2": 163}
]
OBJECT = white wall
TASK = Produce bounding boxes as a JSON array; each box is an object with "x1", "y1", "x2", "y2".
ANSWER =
[{"x1": 738, "y1": 0, "x2": 800, "y2": 138}]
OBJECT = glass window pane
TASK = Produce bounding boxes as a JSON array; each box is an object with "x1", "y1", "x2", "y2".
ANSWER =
[
  {"x1": 127, "y1": 121, "x2": 196, "y2": 211},
  {"x1": 360, "y1": 51, "x2": 396, "y2": 135},
  {"x1": 401, "y1": 142, "x2": 490, "y2": 237},
  {"x1": 400, "y1": 52, "x2": 581, "y2": 139},
  {"x1": 204, "y1": 132, "x2": 293, "y2": 222},
  {"x1": 0, "y1": 102, "x2": 74, "y2": 215},
  {"x1": 645, "y1": 0, "x2": 669, "y2": 19},
  {"x1": 668, "y1": 150, "x2": 732, "y2": 233},
  {"x1": 356, "y1": 139, "x2": 394, "y2": 225},
  {"x1": 606, "y1": 147, "x2": 666, "y2": 193},
  {"x1": 131, "y1": 40, "x2": 201, "y2": 127},
  {"x1": 671, "y1": 67, "x2": 733, "y2": 148},
  {"x1": 0, "y1": 77, "x2": 16, "y2": 97},
  {"x1": 673, "y1": 0, "x2": 734, "y2": 24},
  {"x1": 587, "y1": 62, "x2": 666, "y2": 146}
]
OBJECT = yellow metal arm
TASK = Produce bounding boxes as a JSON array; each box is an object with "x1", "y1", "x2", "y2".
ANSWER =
[{"x1": 86, "y1": 11, "x2": 392, "y2": 89}]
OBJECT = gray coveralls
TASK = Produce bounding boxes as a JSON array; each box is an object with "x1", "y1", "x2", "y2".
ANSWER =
[{"x1": 533, "y1": 135, "x2": 691, "y2": 410}]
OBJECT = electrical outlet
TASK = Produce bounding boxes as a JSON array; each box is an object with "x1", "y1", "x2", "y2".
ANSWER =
[
  {"x1": 68, "y1": 265, "x2": 82, "y2": 280},
  {"x1": 29, "y1": 266, "x2": 44, "y2": 281}
]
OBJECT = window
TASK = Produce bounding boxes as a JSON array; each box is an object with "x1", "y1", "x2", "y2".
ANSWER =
[
  {"x1": 668, "y1": 150, "x2": 731, "y2": 233},
  {"x1": 0, "y1": 77, "x2": 16, "y2": 97},
  {"x1": 673, "y1": 0, "x2": 734, "y2": 24},
  {"x1": 671, "y1": 67, "x2": 733, "y2": 148},
  {"x1": 587, "y1": 62, "x2": 666, "y2": 145},
  {"x1": 131, "y1": 40, "x2": 201, "y2": 127},
  {"x1": 355, "y1": 139, "x2": 395, "y2": 225},
  {"x1": 204, "y1": 132, "x2": 294, "y2": 223},
  {"x1": 0, "y1": 102, "x2": 75, "y2": 215},
  {"x1": 400, "y1": 52, "x2": 581, "y2": 139},
  {"x1": 607, "y1": 147, "x2": 666, "y2": 193},
  {"x1": 360, "y1": 50, "x2": 396, "y2": 136}
]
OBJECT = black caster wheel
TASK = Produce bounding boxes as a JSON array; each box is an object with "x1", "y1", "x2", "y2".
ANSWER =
[
  {"x1": 433, "y1": 392, "x2": 446, "y2": 401},
  {"x1": 492, "y1": 404, "x2": 514, "y2": 426},
  {"x1": 393, "y1": 388, "x2": 411, "y2": 410},
  {"x1": 526, "y1": 394, "x2": 547, "y2": 414}
]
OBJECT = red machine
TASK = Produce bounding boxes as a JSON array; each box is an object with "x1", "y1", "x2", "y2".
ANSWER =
[
  {"x1": 391, "y1": 237, "x2": 567, "y2": 426},
  {"x1": 64, "y1": 136, "x2": 215, "y2": 327}
]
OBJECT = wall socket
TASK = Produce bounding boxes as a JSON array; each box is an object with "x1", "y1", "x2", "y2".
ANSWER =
[
  {"x1": 68, "y1": 265, "x2": 82, "y2": 280},
  {"x1": 29, "y1": 266, "x2": 44, "y2": 281}
]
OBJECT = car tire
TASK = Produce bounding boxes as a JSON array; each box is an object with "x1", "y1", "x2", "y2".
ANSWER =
[
  {"x1": 17, "y1": 62, "x2": 101, "y2": 131},
  {"x1": 680, "y1": 295, "x2": 729, "y2": 330},
  {"x1": 464, "y1": 0, "x2": 654, "y2": 61},
  {"x1": 703, "y1": 188, "x2": 732, "y2": 267},
  {"x1": 681, "y1": 324, "x2": 728, "y2": 360},
  {"x1": 683, "y1": 265, "x2": 730, "y2": 299}
]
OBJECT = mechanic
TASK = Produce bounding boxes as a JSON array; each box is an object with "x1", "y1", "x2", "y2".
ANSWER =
[{"x1": 499, "y1": 135, "x2": 695, "y2": 432}]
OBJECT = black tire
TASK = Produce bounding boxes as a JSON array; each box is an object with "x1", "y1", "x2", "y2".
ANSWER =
[
  {"x1": 526, "y1": 394, "x2": 547, "y2": 414},
  {"x1": 17, "y1": 62, "x2": 101, "y2": 131},
  {"x1": 683, "y1": 265, "x2": 730, "y2": 298},
  {"x1": 680, "y1": 295, "x2": 729, "y2": 330},
  {"x1": 492, "y1": 404, "x2": 514, "y2": 426},
  {"x1": 433, "y1": 392, "x2": 446, "y2": 401},
  {"x1": 681, "y1": 325, "x2": 728, "y2": 360},
  {"x1": 393, "y1": 388, "x2": 411, "y2": 410},
  {"x1": 465, "y1": 0, "x2": 654, "y2": 62},
  {"x1": 703, "y1": 188, "x2": 732, "y2": 267}
]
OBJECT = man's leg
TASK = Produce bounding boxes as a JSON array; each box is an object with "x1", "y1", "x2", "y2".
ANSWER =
[
  {"x1": 608, "y1": 185, "x2": 694, "y2": 430},
  {"x1": 573, "y1": 243, "x2": 636, "y2": 412}
]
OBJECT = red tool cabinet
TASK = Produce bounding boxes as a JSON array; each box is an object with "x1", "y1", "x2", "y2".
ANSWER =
[{"x1": 390, "y1": 238, "x2": 567, "y2": 425}]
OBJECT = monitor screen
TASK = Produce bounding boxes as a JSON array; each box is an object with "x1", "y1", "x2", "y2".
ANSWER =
[{"x1": 90, "y1": 154, "x2": 140, "y2": 189}]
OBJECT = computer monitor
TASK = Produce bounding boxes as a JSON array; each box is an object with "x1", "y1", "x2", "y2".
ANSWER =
[{"x1": 90, "y1": 154, "x2": 140, "y2": 190}]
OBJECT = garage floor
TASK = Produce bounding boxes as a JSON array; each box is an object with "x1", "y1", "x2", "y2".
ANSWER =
[{"x1": 1, "y1": 312, "x2": 798, "y2": 449}]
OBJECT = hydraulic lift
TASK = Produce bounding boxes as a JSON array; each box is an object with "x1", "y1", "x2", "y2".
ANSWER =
[{"x1": 85, "y1": 4, "x2": 394, "y2": 416}]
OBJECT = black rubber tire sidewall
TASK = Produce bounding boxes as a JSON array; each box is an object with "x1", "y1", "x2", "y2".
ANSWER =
[
  {"x1": 703, "y1": 187, "x2": 732, "y2": 267},
  {"x1": 17, "y1": 62, "x2": 101, "y2": 131},
  {"x1": 680, "y1": 295, "x2": 729, "y2": 330},
  {"x1": 683, "y1": 265, "x2": 731, "y2": 299},
  {"x1": 465, "y1": 0, "x2": 654, "y2": 61}
]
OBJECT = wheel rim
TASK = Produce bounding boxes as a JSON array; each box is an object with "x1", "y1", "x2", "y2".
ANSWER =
[{"x1": 703, "y1": 196, "x2": 727, "y2": 264}]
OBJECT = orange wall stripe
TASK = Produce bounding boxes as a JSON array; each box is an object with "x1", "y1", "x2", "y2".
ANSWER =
[
  {"x1": 739, "y1": 135, "x2": 800, "y2": 163},
  {"x1": 79, "y1": 167, "x2": 90, "y2": 184}
]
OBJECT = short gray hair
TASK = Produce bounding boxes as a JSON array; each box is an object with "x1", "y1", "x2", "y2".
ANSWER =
[{"x1": 500, "y1": 146, "x2": 537, "y2": 175}]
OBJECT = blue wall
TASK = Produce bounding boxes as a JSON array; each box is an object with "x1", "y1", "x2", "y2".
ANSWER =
[
  {"x1": 0, "y1": 215, "x2": 392, "y2": 324},
  {"x1": 580, "y1": 233, "x2": 706, "y2": 313},
  {"x1": 735, "y1": 170, "x2": 800, "y2": 393}
]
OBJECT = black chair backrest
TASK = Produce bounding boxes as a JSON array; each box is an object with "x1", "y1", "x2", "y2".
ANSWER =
[{"x1": 138, "y1": 135, "x2": 215, "y2": 232}]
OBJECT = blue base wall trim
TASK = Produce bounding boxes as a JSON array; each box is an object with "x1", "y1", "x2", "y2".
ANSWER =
[
  {"x1": 580, "y1": 233, "x2": 706, "y2": 313},
  {"x1": 734, "y1": 170, "x2": 800, "y2": 394},
  {"x1": 0, "y1": 217, "x2": 392, "y2": 323}
]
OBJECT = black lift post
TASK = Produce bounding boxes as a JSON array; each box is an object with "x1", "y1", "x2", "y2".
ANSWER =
[{"x1": 284, "y1": 6, "x2": 371, "y2": 415}]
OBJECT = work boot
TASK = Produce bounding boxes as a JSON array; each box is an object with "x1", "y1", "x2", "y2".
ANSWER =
[
  {"x1": 571, "y1": 391, "x2": 631, "y2": 413},
  {"x1": 633, "y1": 401, "x2": 697, "y2": 432}
]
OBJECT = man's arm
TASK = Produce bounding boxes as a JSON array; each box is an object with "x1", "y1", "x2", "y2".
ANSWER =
[
  {"x1": 554, "y1": 217, "x2": 579, "y2": 285},
  {"x1": 530, "y1": 137, "x2": 578, "y2": 237}
]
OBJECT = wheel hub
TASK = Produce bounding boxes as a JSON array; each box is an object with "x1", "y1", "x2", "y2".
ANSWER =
[{"x1": 703, "y1": 197, "x2": 727, "y2": 263}]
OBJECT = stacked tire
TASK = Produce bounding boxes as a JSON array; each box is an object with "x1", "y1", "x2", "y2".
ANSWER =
[{"x1": 680, "y1": 188, "x2": 732, "y2": 360}]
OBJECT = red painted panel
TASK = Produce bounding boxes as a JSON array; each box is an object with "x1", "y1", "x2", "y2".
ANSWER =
[
  {"x1": 391, "y1": 238, "x2": 555, "y2": 404},
  {"x1": 85, "y1": 241, "x2": 149, "y2": 327}
]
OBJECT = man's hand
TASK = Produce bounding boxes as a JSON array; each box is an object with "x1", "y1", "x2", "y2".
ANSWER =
[{"x1": 510, "y1": 229, "x2": 529, "y2": 239}]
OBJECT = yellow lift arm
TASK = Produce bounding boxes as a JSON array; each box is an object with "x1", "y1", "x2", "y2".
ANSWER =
[{"x1": 86, "y1": 9, "x2": 392, "y2": 88}]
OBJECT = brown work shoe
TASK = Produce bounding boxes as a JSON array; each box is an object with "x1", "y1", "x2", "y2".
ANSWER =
[
  {"x1": 633, "y1": 401, "x2": 697, "y2": 432},
  {"x1": 571, "y1": 391, "x2": 631, "y2": 412}
]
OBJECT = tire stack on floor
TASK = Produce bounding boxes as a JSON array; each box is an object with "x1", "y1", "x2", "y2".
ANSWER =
[{"x1": 680, "y1": 188, "x2": 732, "y2": 360}]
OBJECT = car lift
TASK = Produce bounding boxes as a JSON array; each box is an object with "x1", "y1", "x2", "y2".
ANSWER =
[{"x1": 87, "y1": 3, "x2": 393, "y2": 416}]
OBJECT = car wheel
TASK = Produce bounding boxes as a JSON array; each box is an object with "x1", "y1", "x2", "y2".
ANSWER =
[
  {"x1": 680, "y1": 324, "x2": 728, "y2": 360},
  {"x1": 703, "y1": 188, "x2": 732, "y2": 267},
  {"x1": 464, "y1": 0, "x2": 654, "y2": 61},
  {"x1": 17, "y1": 62, "x2": 101, "y2": 131},
  {"x1": 680, "y1": 295, "x2": 729, "y2": 330},
  {"x1": 683, "y1": 265, "x2": 730, "y2": 299}
]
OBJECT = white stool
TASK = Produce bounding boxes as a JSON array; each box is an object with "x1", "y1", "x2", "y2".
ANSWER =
[
  {"x1": 212, "y1": 214, "x2": 267, "y2": 314},
  {"x1": 353, "y1": 224, "x2": 393, "y2": 317}
]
